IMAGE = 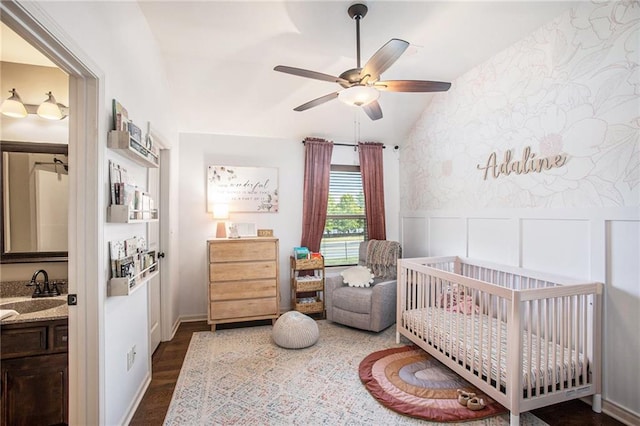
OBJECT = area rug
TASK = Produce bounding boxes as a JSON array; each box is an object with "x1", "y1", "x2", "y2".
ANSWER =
[
  {"x1": 360, "y1": 346, "x2": 507, "y2": 422},
  {"x1": 164, "y1": 321, "x2": 547, "y2": 425}
]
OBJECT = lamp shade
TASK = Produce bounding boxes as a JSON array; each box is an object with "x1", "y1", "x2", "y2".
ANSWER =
[
  {"x1": 1, "y1": 89, "x2": 28, "y2": 118},
  {"x1": 37, "y1": 91, "x2": 63, "y2": 120},
  {"x1": 338, "y1": 85, "x2": 379, "y2": 107},
  {"x1": 212, "y1": 204, "x2": 229, "y2": 219}
]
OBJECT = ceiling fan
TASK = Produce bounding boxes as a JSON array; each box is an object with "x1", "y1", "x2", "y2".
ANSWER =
[{"x1": 274, "y1": 3, "x2": 451, "y2": 121}]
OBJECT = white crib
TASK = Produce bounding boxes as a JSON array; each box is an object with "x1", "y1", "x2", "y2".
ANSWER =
[{"x1": 396, "y1": 256, "x2": 603, "y2": 426}]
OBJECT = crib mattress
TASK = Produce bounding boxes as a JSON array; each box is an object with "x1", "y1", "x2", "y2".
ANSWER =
[{"x1": 402, "y1": 308, "x2": 587, "y2": 390}]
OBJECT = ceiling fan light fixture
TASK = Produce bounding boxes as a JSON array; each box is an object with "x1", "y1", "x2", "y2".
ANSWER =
[
  {"x1": 338, "y1": 85, "x2": 379, "y2": 107},
  {"x1": 37, "y1": 91, "x2": 64, "y2": 120},
  {"x1": 1, "y1": 88, "x2": 28, "y2": 118}
]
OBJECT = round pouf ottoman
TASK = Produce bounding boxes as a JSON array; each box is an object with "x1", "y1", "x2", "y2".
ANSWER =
[{"x1": 272, "y1": 311, "x2": 319, "y2": 349}]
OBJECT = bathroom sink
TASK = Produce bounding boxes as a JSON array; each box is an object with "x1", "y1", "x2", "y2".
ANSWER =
[{"x1": 0, "y1": 298, "x2": 66, "y2": 314}]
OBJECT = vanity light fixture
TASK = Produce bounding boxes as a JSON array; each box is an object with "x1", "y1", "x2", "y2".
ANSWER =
[
  {"x1": 36, "y1": 91, "x2": 64, "y2": 120},
  {"x1": 0, "y1": 88, "x2": 28, "y2": 118},
  {"x1": 0, "y1": 88, "x2": 68, "y2": 120}
]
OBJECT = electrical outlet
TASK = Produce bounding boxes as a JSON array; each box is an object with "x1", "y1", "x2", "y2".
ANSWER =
[{"x1": 126, "y1": 345, "x2": 137, "y2": 371}]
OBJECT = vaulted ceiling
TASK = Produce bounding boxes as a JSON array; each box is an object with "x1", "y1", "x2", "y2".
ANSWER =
[
  {"x1": 3, "y1": 2, "x2": 575, "y2": 145},
  {"x1": 139, "y1": 1, "x2": 574, "y2": 145}
]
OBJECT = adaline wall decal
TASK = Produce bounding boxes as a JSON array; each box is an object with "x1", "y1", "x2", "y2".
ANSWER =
[{"x1": 477, "y1": 146, "x2": 568, "y2": 180}]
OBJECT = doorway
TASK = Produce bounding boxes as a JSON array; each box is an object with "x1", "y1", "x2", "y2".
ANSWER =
[{"x1": 1, "y1": 2, "x2": 102, "y2": 424}]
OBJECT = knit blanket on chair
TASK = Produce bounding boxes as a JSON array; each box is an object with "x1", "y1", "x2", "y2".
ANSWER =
[{"x1": 366, "y1": 240, "x2": 402, "y2": 279}]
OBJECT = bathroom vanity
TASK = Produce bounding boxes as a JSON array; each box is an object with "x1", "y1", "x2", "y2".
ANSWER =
[{"x1": 0, "y1": 294, "x2": 68, "y2": 426}]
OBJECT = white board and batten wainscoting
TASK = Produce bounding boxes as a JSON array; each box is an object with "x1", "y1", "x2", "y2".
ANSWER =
[{"x1": 400, "y1": 206, "x2": 640, "y2": 425}]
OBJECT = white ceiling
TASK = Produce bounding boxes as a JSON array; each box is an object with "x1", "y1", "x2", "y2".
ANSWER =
[
  {"x1": 139, "y1": 1, "x2": 574, "y2": 145},
  {"x1": 2, "y1": 2, "x2": 575, "y2": 145}
]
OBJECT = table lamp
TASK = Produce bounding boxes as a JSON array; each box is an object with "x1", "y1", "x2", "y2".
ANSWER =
[{"x1": 213, "y1": 204, "x2": 229, "y2": 238}]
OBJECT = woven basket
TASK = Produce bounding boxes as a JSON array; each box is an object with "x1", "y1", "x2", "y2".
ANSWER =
[
  {"x1": 294, "y1": 279, "x2": 323, "y2": 292},
  {"x1": 295, "y1": 299, "x2": 323, "y2": 314},
  {"x1": 292, "y1": 256, "x2": 324, "y2": 270}
]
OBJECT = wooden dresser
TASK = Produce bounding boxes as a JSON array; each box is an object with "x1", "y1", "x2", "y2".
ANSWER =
[{"x1": 207, "y1": 238, "x2": 279, "y2": 331}]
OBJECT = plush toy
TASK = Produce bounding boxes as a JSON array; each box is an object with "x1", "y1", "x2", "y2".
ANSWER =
[{"x1": 440, "y1": 284, "x2": 479, "y2": 314}]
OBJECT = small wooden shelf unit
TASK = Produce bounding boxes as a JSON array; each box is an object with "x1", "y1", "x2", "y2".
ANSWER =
[
  {"x1": 108, "y1": 130, "x2": 159, "y2": 168},
  {"x1": 208, "y1": 238, "x2": 280, "y2": 331},
  {"x1": 290, "y1": 255, "x2": 325, "y2": 316},
  {"x1": 107, "y1": 204, "x2": 158, "y2": 223}
]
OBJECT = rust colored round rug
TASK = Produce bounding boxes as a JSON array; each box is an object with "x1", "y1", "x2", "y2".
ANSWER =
[{"x1": 359, "y1": 345, "x2": 508, "y2": 422}]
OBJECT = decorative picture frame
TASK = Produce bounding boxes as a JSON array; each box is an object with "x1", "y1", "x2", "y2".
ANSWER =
[
  {"x1": 207, "y1": 165, "x2": 279, "y2": 213},
  {"x1": 231, "y1": 222, "x2": 257, "y2": 238}
]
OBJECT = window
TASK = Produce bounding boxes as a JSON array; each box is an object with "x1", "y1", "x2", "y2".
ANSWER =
[{"x1": 320, "y1": 165, "x2": 366, "y2": 266}]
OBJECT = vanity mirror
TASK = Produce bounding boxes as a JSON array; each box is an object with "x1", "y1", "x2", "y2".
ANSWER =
[{"x1": 1, "y1": 141, "x2": 68, "y2": 263}]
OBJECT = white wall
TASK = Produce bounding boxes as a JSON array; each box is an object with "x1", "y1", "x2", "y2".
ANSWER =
[
  {"x1": 400, "y1": 1, "x2": 639, "y2": 422},
  {"x1": 25, "y1": 2, "x2": 179, "y2": 424},
  {"x1": 178, "y1": 133, "x2": 400, "y2": 317}
]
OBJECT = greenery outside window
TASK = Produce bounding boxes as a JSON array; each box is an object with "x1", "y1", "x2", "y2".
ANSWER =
[{"x1": 320, "y1": 165, "x2": 366, "y2": 266}]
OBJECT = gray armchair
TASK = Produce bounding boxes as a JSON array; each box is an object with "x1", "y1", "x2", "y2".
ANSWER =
[{"x1": 325, "y1": 240, "x2": 401, "y2": 332}]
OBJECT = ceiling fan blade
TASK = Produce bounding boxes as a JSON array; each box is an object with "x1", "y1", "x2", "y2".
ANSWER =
[
  {"x1": 374, "y1": 80, "x2": 452, "y2": 92},
  {"x1": 362, "y1": 100, "x2": 383, "y2": 121},
  {"x1": 361, "y1": 39, "x2": 409, "y2": 82},
  {"x1": 274, "y1": 65, "x2": 349, "y2": 85},
  {"x1": 293, "y1": 92, "x2": 339, "y2": 112}
]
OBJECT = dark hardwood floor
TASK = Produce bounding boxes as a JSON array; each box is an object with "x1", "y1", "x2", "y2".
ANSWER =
[{"x1": 131, "y1": 321, "x2": 624, "y2": 426}]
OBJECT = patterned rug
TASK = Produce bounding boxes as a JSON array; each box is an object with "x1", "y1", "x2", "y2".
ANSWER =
[
  {"x1": 360, "y1": 346, "x2": 507, "y2": 422},
  {"x1": 164, "y1": 321, "x2": 547, "y2": 425}
]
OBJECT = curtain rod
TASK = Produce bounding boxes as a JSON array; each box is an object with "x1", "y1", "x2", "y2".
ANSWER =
[{"x1": 301, "y1": 141, "x2": 393, "y2": 149}]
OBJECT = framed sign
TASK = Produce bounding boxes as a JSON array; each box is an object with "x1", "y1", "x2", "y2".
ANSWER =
[{"x1": 207, "y1": 166, "x2": 279, "y2": 213}]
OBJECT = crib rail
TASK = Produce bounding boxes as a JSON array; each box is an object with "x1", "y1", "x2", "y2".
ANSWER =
[{"x1": 396, "y1": 257, "x2": 602, "y2": 422}]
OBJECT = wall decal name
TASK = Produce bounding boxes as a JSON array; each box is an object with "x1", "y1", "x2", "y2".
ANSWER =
[{"x1": 476, "y1": 146, "x2": 568, "y2": 180}]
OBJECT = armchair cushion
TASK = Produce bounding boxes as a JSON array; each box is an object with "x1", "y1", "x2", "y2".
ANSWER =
[{"x1": 341, "y1": 265, "x2": 374, "y2": 288}]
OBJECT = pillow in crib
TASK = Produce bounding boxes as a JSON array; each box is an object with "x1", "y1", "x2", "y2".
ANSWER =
[{"x1": 341, "y1": 265, "x2": 375, "y2": 288}]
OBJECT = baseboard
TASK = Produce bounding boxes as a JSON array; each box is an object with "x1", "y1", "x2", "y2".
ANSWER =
[
  {"x1": 178, "y1": 314, "x2": 208, "y2": 323},
  {"x1": 579, "y1": 396, "x2": 640, "y2": 426},
  {"x1": 168, "y1": 317, "x2": 181, "y2": 341},
  {"x1": 120, "y1": 371, "x2": 152, "y2": 426},
  {"x1": 602, "y1": 400, "x2": 640, "y2": 426}
]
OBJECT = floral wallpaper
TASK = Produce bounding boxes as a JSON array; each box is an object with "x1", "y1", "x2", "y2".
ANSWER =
[{"x1": 401, "y1": 1, "x2": 639, "y2": 210}]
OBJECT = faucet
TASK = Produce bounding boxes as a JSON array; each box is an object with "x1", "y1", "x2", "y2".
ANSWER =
[{"x1": 28, "y1": 269, "x2": 60, "y2": 298}]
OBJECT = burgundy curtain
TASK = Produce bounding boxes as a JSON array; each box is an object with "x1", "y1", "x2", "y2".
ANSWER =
[
  {"x1": 358, "y1": 142, "x2": 386, "y2": 240},
  {"x1": 301, "y1": 137, "x2": 333, "y2": 252}
]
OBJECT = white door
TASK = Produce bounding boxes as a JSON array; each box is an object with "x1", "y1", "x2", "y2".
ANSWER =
[{"x1": 147, "y1": 165, "x2": 162, "y2": 353}]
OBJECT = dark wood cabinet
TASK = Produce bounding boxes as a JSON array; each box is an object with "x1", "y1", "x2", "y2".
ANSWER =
[{"x1": 1, "y1": 319, "x2": 68, "y2": 426}]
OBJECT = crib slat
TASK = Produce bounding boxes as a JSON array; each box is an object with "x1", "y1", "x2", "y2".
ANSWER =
[
  {"x1": 526, "y1": 300, "x2": 533, "y2": 396},
  {"x1": 552, "y1": 297, "x2": 559, "y2": 393},
  {"x1": 581, "y1": 295, "x2": 588, "y2": 386}
]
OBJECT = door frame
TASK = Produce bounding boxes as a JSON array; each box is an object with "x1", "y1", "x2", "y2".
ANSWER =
[{"x1": 1, "y1": 2, "x2": 104, "y2": 424}]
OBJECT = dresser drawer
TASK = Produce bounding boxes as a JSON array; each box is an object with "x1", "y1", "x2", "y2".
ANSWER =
[
  {"x1": 210, "y1": 297, "x2": 277, "y2": 320},
  {"x1": 209, "y1": 240, "x2": 276, "y2": 262},
  {"x1": 210, "y1": 261, "x2": 276, "y2": 282},
  {"x1": 210, "y1": 280, "x2": 277, "y2": 301}
]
